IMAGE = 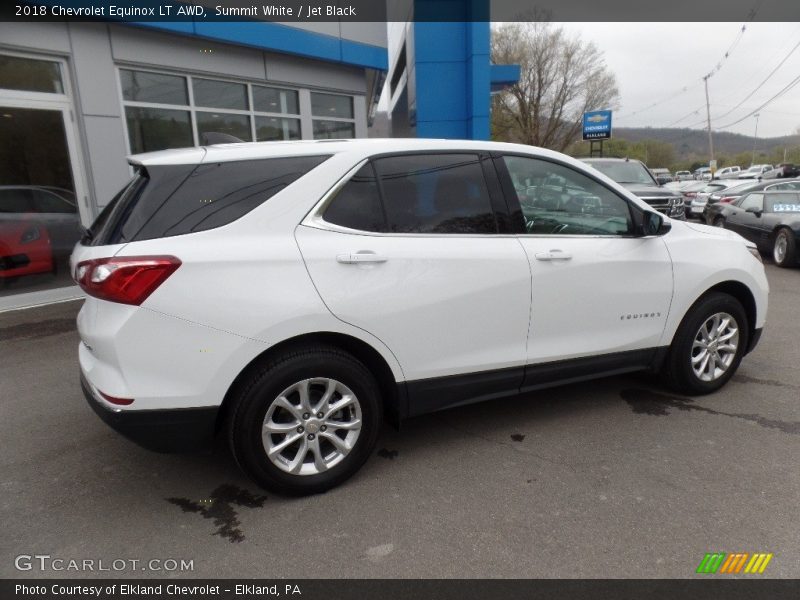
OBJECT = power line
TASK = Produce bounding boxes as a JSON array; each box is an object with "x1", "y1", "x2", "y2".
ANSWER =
[
  {"x1": 617, "y1": 85, "x2": 699, "y2": 119},
  {"x1": 715, "y1": 73, "x2": 800, "y2": 130},
  {"x1": 618, "y1": 2, "x2": 762, "y2": 125},
  {"x1": 711, "y1": 38, "x2": 800, "y2": 123},
  {"x1": 665, "y1": 105, "x2": 705, "y2": 128}
]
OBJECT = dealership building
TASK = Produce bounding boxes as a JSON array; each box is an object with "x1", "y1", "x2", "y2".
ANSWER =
[{"x1": 0, "y1": 2, "x2": 517, "y2": 308}]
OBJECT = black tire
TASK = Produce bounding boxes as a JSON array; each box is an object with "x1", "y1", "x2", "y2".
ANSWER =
[
  {"x1": 773, "y1": 228, "x2": 797, "y2": 268},
  {"x1": 228, "y1": 346, "x2": 382, "y2": 496},
  {"x1": 713, "y1": 216, "x2": 725, "y2": 228},
  {"x1": 661, "y1": 292, "x2": 749, "y2": 395}
]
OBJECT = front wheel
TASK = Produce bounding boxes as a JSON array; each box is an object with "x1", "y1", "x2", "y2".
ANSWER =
[
  {"x1": 713, "y1": 216, "x2": 725, "y2": 228},
  {"x1": 773, "y1": 228, "x2": 796, "y2": 267},
  {"x1": 228, "y1": 347, "x2": 382, "y2": 495},
  {"x1": 661, "y1": 293, "x2": 748, "y2": 395}
]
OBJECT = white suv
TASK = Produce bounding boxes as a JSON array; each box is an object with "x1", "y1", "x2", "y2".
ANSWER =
[{"x1": 72, "y1": 139, "x2": 768, "y2": 495}]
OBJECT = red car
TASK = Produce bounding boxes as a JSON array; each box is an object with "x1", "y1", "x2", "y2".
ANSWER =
[{"x1": 0, "y1": 218, "x2": 54, "y2": 282}]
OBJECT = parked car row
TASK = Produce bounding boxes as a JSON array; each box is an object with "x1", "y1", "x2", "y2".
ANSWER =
[
  {"x1": 762, "y1": 163, "x2": 799, "y2": 179},
  {"x1": 707, "y1": 189, "x2": 800, "y2": 267},
  {"x1": 581, "y1": 158, "x2": 685, "y2": 219},
  {"x1": 738, "y1": 164, "x2": 773, "y2": 179},
  {"x1": 703, "y1": 177, "x2": 800, "y2": 221}
]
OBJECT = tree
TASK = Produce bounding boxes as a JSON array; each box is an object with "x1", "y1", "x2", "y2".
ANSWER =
[{"x1": 491, "y1": 21, "x2": 620, "y2": 152}]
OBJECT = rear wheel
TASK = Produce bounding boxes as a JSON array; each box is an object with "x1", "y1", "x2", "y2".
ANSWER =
[
  {"x1": 228, "y1": 347, "x2": 382, "y2": 495},
  {"x1": 773, "y1": 228, "x2": 796, "y2": 267},
  {"x1": 713, "y1": 216, "x2": 725, "y2": 228},
  {"x1": 661, "y1": 293, "x2": 748, "y2": 395}
]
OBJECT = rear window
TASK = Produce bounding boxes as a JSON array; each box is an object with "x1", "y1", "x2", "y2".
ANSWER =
[
  {"x1": 86, "y1": 155, "x2": 330, "y2": 245},
  {"x1": 767, "y1": 193, "x2": 800, "y2": 212}
]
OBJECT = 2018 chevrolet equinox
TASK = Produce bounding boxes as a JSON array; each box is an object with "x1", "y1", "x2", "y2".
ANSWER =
[{"x1": 71, "y1": 139, "x2": 768, "y2": 495}]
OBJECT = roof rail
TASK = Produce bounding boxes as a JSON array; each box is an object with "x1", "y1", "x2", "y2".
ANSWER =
[{"x1": 201, "y1": 132, "x2": 245, "y2": 145}]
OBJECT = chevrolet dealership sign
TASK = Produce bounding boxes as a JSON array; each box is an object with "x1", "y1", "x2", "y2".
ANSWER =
[{"x1": 582, "y1": 109, "x2": 613, "y2": 140}]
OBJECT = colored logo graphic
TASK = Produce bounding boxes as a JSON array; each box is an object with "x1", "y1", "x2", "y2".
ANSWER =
[
  {"x1": 582, "y1": 109, "x2": 613, "y2": 140},
  {"x1": 696, "y1": 552, "x2": 773, "y2": 574}
]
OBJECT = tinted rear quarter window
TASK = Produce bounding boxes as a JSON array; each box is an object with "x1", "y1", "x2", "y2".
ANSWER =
[{"x1": 89, "y1": 155, "x2": 330, "y2": 245}]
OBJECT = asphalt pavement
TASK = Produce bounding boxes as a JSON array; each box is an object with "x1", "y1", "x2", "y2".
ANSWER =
[{"x1": 1, "y1": 263, "x2": 798, "y2": 579}]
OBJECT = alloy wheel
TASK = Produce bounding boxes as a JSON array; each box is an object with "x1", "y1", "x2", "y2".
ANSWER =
[
  {"x1": 261, "y1": 378, "x2": 362, "y2": 476},
  {"x1": 691, "y1": 312, "x2": 739, "y2": 382}
]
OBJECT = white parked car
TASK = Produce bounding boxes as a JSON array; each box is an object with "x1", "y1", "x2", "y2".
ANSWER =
[
  {"x1": 738, "y1": 164, "x2": 773, "y2": 179},
  {"x1": 714, "y1": 166, "x2": 741, "y2": 179},
  {"x1": 689, "y1": 180, "x2": 747, "y2": 217},
  {"x1": 71, "y1": 139, "x2": 769, "y2": 495}
]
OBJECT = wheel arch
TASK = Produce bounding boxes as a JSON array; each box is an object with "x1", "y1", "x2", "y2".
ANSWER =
[
  {"x1": 216, "y1": 332, "x2": 404, "y2": 435},
  {"x1": 682, "y1": 280, "x2": 757, "y2": 355}
]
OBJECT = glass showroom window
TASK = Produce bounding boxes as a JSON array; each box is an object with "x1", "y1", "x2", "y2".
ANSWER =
[
  {"x1": 119, "y1": 68, "x2": 303, "y2": 153},
  {"x1": 253, "y1": 85, "x2": 300, "y2": 141},
  {"x1": 311, "y1": 92, "x2": 355, "y2": 139}
]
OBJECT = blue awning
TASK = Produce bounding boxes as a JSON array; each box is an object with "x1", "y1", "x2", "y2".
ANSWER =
[{"x1": 490, "y1": 64, "x2": 520, "y2": 93}]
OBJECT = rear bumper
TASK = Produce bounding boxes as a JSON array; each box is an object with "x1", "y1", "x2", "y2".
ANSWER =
[{"x1": 80, "y1": 372, "x2": 218, "y2": 453}]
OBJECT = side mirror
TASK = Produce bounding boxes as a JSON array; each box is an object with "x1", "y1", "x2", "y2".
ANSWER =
[
  {"x1": 640, "y1": 211, "x2": 671, "y2": 236},
  {"x1": 745, "y1": 206, "x2": 763, "y2": 217}
]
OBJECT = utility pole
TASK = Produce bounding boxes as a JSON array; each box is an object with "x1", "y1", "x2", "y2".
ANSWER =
[
  {"x1": 703, "y1": 75, "x2": 715, "y2": 163},
  {"x1": 751, "y1": 113, "x2": 760, "y2": 166}
]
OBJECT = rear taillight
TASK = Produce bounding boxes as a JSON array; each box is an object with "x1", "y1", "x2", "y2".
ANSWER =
[
  {"x1": 719, "y1": 196, "x2": 736, "y2": 204},
  {"x1": 76, "y1": 256, "x2": 181, "y2": 305}
]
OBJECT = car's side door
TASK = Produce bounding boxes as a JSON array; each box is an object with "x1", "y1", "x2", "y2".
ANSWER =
[
  {"x1": 726, "y1": 193, "x2": 764, "y2": 244},
  {"x1": 495, "y1": 154, "x2": 674, "y2": 384},
  {"x1": 295, "y1": 152, "x2": 532, "y2": 415}
]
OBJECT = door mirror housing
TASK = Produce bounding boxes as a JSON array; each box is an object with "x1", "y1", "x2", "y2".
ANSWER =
[
  {"x1": 745, "y1": 206, "x2": 763, "y2": 217},
  {"x1": 639, "y1": 211, "x2": 671, "y2": 236}
]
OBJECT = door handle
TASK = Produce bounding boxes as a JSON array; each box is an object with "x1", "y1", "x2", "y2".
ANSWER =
[
  {"x1": 336, "y1": 251, "x2": 388, "y2": 264},
  {"x1": 534, "y1": 249, "x2": 572, "y2": 261}
]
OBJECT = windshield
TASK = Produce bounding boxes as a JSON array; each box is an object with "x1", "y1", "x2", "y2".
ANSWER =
[{"x1": 583, "y1": 160, "x2": 656, "y2": 185}]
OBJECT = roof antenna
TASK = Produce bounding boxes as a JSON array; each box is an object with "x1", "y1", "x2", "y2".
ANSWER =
[{"x1": 201, "y1": 132, "x2": 245, "y2": 145}]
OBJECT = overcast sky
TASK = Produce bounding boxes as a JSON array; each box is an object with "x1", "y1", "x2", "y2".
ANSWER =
[{"x1": 558, "y1": 22, "x2": 800, "y2": 138}]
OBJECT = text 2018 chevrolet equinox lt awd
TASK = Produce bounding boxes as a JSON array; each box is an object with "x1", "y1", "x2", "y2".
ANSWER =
[{"x1": 72, "y1": 139, "x2": 768, "y2": 495}]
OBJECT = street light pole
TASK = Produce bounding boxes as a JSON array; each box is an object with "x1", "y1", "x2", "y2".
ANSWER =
[{"x1": 752, "y1": 113, "x2": 760, "y2": 166}]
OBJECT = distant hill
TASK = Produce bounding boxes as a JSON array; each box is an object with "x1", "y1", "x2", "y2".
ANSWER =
[{"x1": 614, "y1": 127, "x2": 800, "y2": 160}]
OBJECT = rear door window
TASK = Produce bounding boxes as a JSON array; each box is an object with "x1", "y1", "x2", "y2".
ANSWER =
[{"x1": 372, "y1": 154, "x2": 497, "y2": 234}]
